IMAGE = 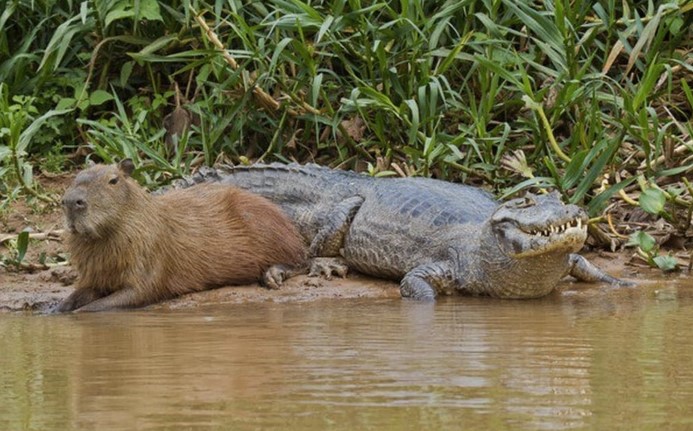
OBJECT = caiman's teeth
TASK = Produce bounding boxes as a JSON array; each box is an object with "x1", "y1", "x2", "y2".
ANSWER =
[{"x1": 529, "y1": 219, "x2": 586, "y2": 237}]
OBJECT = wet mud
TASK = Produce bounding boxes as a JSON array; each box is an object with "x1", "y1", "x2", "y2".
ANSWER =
[{"x1": 1, "y1": 250, "x2": 686, "y2": 313}]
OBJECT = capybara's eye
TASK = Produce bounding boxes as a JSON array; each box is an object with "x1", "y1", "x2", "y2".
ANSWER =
[{"x1": 109, "y1": 177, "x2": 119, "y2": 185}]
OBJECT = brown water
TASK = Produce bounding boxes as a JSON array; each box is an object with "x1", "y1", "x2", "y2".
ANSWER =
[{"x1": 2, "y1": 278, "x2": 693, "y2": 430}]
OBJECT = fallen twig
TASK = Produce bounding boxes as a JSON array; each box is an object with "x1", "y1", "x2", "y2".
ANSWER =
[{"x1": 0, "y1": 230, "x2": 64, "y2": 245}]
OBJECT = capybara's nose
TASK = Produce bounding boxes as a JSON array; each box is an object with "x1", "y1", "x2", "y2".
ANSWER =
[{"x1": 63, "y1": 193, "x2": 87, "y2": 212}]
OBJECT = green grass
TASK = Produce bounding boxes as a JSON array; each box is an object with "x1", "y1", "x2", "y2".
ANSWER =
[{"x1": 1, "y1": 0, "x2": 692, "y2": 256}]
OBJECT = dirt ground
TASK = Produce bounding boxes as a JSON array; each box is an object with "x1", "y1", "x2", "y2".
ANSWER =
[{"x1": 1, "y1": 172, "x2": 690, "y2": 313}]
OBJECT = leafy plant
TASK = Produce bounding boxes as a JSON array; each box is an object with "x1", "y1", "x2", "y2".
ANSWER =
[
  {"x1": 78, "y1": 89, "x2": 190, "y2": 186},
  {"x1": 626, "y1": 231, "x2": 679, "y2": 272},
  {"x1": 0, "y1": 0, "x2": 690, "y2": 252},
  {"x1": 0, "y1": 83, "x2": 69, "y2": 203},
  {"x1": 0, "y1": 230, "x2": 30, "y2": 269}
]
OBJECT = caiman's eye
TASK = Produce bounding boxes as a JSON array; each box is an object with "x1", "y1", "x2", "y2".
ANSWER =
[
  {"x1": 521, "y1": 196, "x2": 536, "y2": 207},
  {"x1": 109, "y1": 177, "x2": 119, "y2": 185},
  {"x1": 508, "y1": 196, "x2": 535, "y2": 209}
]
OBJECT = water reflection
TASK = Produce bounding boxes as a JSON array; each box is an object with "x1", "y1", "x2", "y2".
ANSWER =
[{"x1": 1, "y1": 277, "x2": 692, "y2": 430}]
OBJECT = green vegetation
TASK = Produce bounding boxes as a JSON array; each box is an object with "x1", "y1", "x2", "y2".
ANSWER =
[
  {"x1": 1, "y1": 0, "x2": 692, "y2": 269},
  {"x1": 627, "y1": 230, "x2": 679, "y2": 272},
  {"x1": 0, "y1": 230, "x2": 30, "y2": 269}
]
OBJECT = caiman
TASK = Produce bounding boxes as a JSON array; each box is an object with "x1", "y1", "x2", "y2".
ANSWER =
[{"x1": 176, "y1": 163, "x2": 630, "y2": 300}]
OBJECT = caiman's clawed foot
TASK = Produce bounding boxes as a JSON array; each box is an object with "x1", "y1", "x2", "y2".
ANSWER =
[
  {"x1": 399, "y1": 263, "x2": 454, "y2": 301},
  {"x1": 308, "y1": 257, "x2": 349, "y2": 279},
  {"x1": 568, "y1": 254, "x2": 635, "y2": 287},
  {"x1": 400, "y1": 276, "x2": 437, "y2": 301}
]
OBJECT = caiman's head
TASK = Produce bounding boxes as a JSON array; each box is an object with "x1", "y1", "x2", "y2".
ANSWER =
[{"x1": 490, "y1": 191, "x2": 588, "y2": 258}]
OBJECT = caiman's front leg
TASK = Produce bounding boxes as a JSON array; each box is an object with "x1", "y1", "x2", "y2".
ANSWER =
[
  {"x1": 310, "y1": 196, "x2": 364, "y2": 256},
  {"x1": 308, "y1": 257, "x2": 350, "y2": 279},
  {"x1": 400, "y1": 262, "x2": 455, "y2": 301},
  {"x1": 568, "y1": 254, "x2": 634, "y2": 286},
  {"x1": 262, "y1": 258, "x2": 350, "y2": 285}
]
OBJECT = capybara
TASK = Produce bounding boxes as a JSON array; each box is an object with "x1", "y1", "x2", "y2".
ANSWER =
[{"x1": 57, "y1": 159, "x2": 307, "y2": 312}]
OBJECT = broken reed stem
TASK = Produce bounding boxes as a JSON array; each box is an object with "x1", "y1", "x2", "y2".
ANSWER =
[
  {"x1": 606, "y1": 212, "x2": 629, "y2": 239},
  {"x1": 193, "y1": 9, "x2": 280, "y2": 111},
  {"x1": 619, "y1": 188, "x2": 639, "y2": 206},
  {"x1": 193, "y1": 8, "x2": 325, "y2": 116}
]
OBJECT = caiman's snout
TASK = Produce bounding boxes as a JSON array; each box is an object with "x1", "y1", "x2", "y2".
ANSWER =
[{"x1": 492, "y1": 192, "x2": 589, "y2": 258}]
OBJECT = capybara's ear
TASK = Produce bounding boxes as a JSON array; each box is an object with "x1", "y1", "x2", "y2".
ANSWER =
[{"x1": 119, "y1": 159, "x2": 135, "y2": 177}]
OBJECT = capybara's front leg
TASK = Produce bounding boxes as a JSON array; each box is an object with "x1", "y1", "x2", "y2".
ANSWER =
[
  {"x1": 56, "y1": 287, "x2": 104, "y2": 313},
  {"x1": 74, "y1": 287, "x2": 151, "y2": 312},
  {"x1": 261, "y1": 263, "x2": 309, "y2": 289}
]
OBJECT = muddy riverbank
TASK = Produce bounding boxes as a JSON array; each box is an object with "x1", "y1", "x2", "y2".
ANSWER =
[
  {"x1": 0, "y1": 248, "x2": 683, "y2": 313},
  {"x1": 1, "y1": 171, "x2": 689, "y2": 312}
]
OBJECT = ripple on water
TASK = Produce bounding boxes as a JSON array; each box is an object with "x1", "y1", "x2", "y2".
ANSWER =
[{"x1": 1, "y1": 285, "x2": 693, "y2": 430}]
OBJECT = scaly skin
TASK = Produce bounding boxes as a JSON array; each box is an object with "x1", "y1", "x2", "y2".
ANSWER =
[{"x1": 175, "y1": 163, "x2": 631, "y2": 300}]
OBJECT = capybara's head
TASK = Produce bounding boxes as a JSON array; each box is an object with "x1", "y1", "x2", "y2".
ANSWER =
[{"x1": 62, "y1": 159, "x2": 138, "y2": 238}]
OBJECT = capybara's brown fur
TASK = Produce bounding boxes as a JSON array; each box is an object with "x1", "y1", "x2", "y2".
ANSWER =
[{"x1": 57, "y1": 159, "x2": 307, "y2": 312}]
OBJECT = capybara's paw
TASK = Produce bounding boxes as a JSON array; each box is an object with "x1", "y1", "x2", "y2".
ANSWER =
[
  {"x1": 308, "y1": 257, "x2": 349, "y2": 280},
  {"x1": 55, "y1": 299, "x2": 76, "y2": 313},
  {"x1": 261, "y1": 265, "x2": 288, "y2": 290}
]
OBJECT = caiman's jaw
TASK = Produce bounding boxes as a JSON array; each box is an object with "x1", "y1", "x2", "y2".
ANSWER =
[{"x1": 491, "y1": 192, "x2": 588, "y2": 258}]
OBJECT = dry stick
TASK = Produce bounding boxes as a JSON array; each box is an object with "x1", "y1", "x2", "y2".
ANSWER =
[
  {"x1": 193, "y1": 10, "x2": 280, "y2": 111},
  {"x1": 0, "y1": 230, "x2": 64, "y2": 244},
  {"x1": 11, "y1": 155, "x2": 55, "y2": 204},
  {"x1": 192, "y1": 10, "x2": 375, "y2": 161},
  {"x1": 619, "y1": 189, "x2": 639, "y2": 206},
  {"x1": 195, "y1": 11, "x2": 324, "y2": 134},
  {"x1": 606, "y1": 212, "x2": 629, "y2": 239},
  {"x1": 613, "y1": 171, "x2": 640, "y2": 206},
  {"x1": 535, "y1": 104, "x2": 571, "y2": 163}
]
